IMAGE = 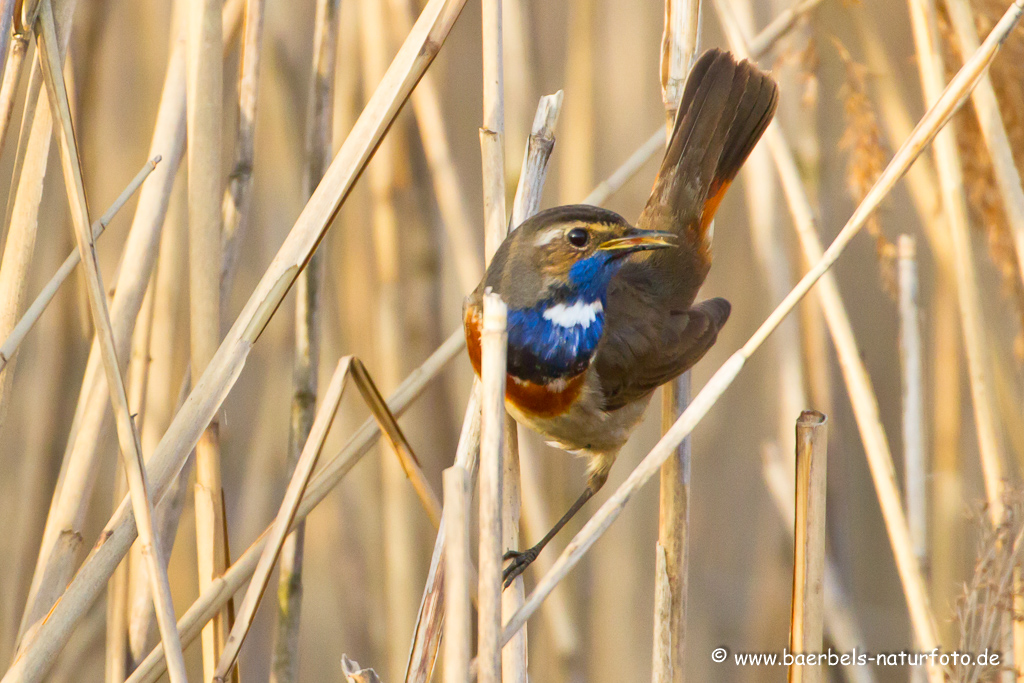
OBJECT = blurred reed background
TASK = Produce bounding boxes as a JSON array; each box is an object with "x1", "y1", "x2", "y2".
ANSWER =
[{"x1": 1, "y1": 0, "x2": 1024, "y2": 681}]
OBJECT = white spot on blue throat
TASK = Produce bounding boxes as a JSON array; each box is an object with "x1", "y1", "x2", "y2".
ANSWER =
[{"x1": 542, "y1": 299, "x2": 603, "y2": 329}]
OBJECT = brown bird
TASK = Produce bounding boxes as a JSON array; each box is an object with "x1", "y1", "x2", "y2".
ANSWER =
[{"x1": 464, "y1": 49, "x2": 778, "y2": 586}]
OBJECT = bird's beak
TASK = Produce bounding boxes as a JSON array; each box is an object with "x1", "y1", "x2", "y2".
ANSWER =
[{"x1": 596, "y1": 229, "x2": 676, "y2": 254}]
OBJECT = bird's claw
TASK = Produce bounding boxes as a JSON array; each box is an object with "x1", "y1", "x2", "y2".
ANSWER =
[{"x1": 502, "y1": 547, "x2": 538, "y2": 589}]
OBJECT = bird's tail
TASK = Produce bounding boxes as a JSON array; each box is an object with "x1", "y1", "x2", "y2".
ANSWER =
[{"x1": 639, "y1": 49, "x2": 778, "y2": 251}]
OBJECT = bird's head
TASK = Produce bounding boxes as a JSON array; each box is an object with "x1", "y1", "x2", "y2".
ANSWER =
[{"x1": 479, "y1": 205, "x2": 675, "y2": 308}]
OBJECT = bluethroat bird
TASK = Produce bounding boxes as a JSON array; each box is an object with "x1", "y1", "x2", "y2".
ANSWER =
[{"x1": 464, "y1": 49, "x2": 779, "y2": 586}]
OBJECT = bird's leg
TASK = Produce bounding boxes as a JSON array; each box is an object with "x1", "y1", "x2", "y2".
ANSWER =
[{"x1": 502, "y1": 470, "x2": 609, "y2": 589}]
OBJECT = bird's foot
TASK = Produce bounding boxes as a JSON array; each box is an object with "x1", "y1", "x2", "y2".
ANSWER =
[{"x1": 502, "y1": 547, "x2": 539, "y2": 589}]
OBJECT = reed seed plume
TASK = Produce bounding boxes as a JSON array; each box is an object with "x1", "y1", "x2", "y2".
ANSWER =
[
  {"x1": 953, "y1": 492, "x2": 1024, "y2": 683},
  {"x1": 835, "y1": 39, "x2": 896, "y2": 294},
  {"x1": 936, "y1": 1, "x2": 1024, "y2": 356}
]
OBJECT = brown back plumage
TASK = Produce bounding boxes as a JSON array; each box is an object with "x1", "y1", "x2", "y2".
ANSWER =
[
  {"x1": 629, "y1": 48, "x2": 779, "y2": 311},
  {"x1": 596, "y1": 50, "x2": 777, "y2": 409}
]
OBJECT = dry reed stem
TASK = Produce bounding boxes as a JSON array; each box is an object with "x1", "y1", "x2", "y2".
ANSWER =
[
  {"x1": 509, "y1": 93, "x2": 563, "y2": 226},
  {"x1": 496, "y1": 0, "x2": 1024, "y2": 664},
  {"x1": 761, "y1": 447, "x2": 876, "y2": 683},
  {"x1": 385, "y1": 0, "x2": 483, "y2": 294},
  {"x1": 4, "y1": 2, "x2": 470, "y2": 680},
  {"x1": 478, "y1": 0, "x2": 515, "y2": 679},
  {"x1": 854, "y1": 14, "x2": 962, "y2": 644},
  {"x1": 0, "y1": 0, "x2": 72, "y2": 460},
  {"x1": 788, "y1": 411, "x2": 827, "y2": 683},
  {"x1": 442, "y1": 467, "x2": 473, "y2": 683},
  {"x1": 945, "y1": 0, "x2": 1024, "y2": 305},
  {"x1": 4, "y1": 0, "x2": 82, "y2": 646},
  {"x1": 714, "y1": 0, "x2": 946, "y2": 674},
  {"x1": 214, "y1": 357, "x2": 354, "y2": 681},
  {"x1": 17, "y1": 0, "x2": 246, "y2": 642},
  {"x1": 131, "y1": 12, "x2": 231, "y2": 660},
  {"x1": 359, "y1": 0, "x2": 423, "y2": 674},
  {"x1": 185, "y1": 0, "x2": 227, "y2": 673},
  {"x1": 907, "y1": 0, "x2": 1005, "y2": 526},
  {"x1": 404, "y1": 385, "x2": 482, "y2": 683},
  {"x1": 0, "y1": 1, "x2": 19, "y2": 155},
  {"x1": 126, "y1": 331, "x2": 465, "y2": 683},
  {"x1": 898, "y1": 236, "x2": 926, "y2": 569},
  {"x1": 654, "y1": 3, "x2": 699, "y2": 681},
  {"x1": 271, "y1": 1, "x2": 336, "y2": 680},
  {"x1": 106, "y1": 267, "x2": 158, "y2": 683},
  {"x1": 0, "y1": 157, "x2": 160, "y2": 374},
  {"x1": 502, "y1": 94, "x2": 562, "y2": 683},
  {"x1": 220, "y1": 0, "x2": 267, "y2": 305},
  {"x1": 34, "y1": 4, "x2": 187, "y2": 681},
  {"x1": 478, "y1": 293, "x2": 507, "y2": 683},
  {"x1": 404, "y1": 92, "x2": 563, "y2": 683}
]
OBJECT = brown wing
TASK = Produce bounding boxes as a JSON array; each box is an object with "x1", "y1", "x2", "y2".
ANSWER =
[{"x1": 595, "y1": 297, "x2": 730, "y2": 411}]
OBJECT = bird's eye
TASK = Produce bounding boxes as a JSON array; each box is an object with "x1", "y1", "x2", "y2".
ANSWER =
[{"x1": 567, "y1": 227, "x2": 590, "y2": 248}]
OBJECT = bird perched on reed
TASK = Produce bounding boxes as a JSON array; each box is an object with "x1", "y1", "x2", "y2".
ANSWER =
[{"x1": 464, "y1": 49, "x2": 779, "y2": 586}]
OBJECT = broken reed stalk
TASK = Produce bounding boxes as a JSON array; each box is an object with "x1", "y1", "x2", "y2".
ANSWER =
[
  {"x1": 945, "y1": 0, "x2": 1024, "y2": 300},
  {"x1": 906, "y1": 0, "x2": 1005, "y2": 525},
  {"x1": 125, "y1": 331, "x2": 464, "y2": 683},
  {"x1": 788, "y1": 411, "x2": 827, "y2": 683},
  {"x1": 713, "y1": 0, "x2": 946, "y2": 675},
  {"x1": 478, "y1": 293, "x2": 508, "y2": 683},
  {"x1": 898, "y1": 236, "x2": 926, "y2": 569},
  {"x1": 16, "y1": 0, "x2": 246, "y2": 646},
  {"x1": 384, "y1": 0, "x2": 483, "y2": 293},
  {"x1": 3, "y1": 2, "x2": 470, "y2": 681},
  {"x1": 502, "y1": 93, "x2": 564, "y2": 683},
  {"x1": 443, "y1": 466, "x2": 473, "y2": 683},
  {"x1": 34, "y1": 3, "x2": 188, "y2": 682},
  {"x1": 185, "y1": 0, "x2": 228, "y2": 674},
  {"x1": 272, "y1": 0, "x2": 336, "y2": 681},
  {"x1": 897, "y1": 235, "x2": 927, "y2": 683},
  {"x1": 761, "y1": 447, "x2": 876, "y2": 683},
  {"x1": 403, "y1": 91, "x2": 563, "y2": 683},
  {"x1": 497, "y1": 0, "x2": 1024, "y2": 662},
  {"x1": 654, "y1": 2, "x2": 699, "y2": 681},
  {"x1": 213, "y1": 357, "x2": 353, "y2": 681},
  {"x1": 0, "y1": 156, "x2": 160, "y2": 374}
]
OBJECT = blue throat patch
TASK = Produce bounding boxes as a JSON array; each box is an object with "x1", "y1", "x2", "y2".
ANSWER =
[
  {"x1": 506, "y1": 296, "x2": 605, "y2": 383},
  {"x1": 505, "y1": 253, "x2": 621, "y2": 383}
]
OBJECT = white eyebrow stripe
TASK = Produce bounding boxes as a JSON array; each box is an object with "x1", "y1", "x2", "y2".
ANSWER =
[
  {"x1": 533, "y1": 227, "x2": 563, "y2": 247},
  {"x1": 542, "y1": 300, "x2": 603, "y2": 328}
]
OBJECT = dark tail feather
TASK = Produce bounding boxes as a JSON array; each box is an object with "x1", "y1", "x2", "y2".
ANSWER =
[{"x1": 640, "y1": 49, "x2": 778, "y2": 245}]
